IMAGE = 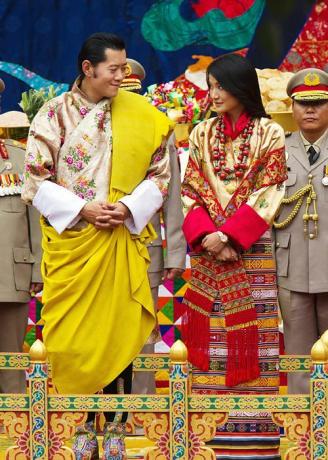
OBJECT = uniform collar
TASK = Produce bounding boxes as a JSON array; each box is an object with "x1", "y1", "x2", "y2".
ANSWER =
[
  {"x1": 300, "y1": 129, "x2": 328, "y2": 154},
  {"x1": 288, "y1": 130, "x2": 328, "y2": 172}
]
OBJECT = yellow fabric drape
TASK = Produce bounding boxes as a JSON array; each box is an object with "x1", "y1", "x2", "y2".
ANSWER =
[
  {"x1": 41, "y1": 189, "x2": 157, "y2": 394},
  {"x1": 111, "y1": 89, "x2": 174, "y2": 193}
]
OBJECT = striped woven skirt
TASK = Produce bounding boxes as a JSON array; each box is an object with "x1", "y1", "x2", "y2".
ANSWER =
[{"x1": 191, "y1": 232, "x2": 281, "y2": 459}]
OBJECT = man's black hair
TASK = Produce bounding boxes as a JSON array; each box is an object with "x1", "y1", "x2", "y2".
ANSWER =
[{"x1": 78, "y1": 32, "x2": 125, "y2": 77}]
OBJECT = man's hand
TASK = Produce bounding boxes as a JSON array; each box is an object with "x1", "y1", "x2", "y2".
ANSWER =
[
  {"x1": 30, "y1": 283, "x2": 43, "y2": 296},
  {"x1": 216, "y1": 244, "x2": 238, "y2": 262},
  {"x1": 80, "y1": 201, "x2": 131, "y2": 229},
  {"x1": 163, "y1": 268, "x2": 184, "y2": 281},
  {"x1": 202, "y1": 232, "x2": 226, "y2": 256},
  {"x1": 105, "y1": 202, "x2": 131, "y2": 219},
  {"x1": 95, "y1": 202, "x2": 131, "y2": 230},
  {"x1": 80, "y1": 201, "x2": 110, "y2": 225}
]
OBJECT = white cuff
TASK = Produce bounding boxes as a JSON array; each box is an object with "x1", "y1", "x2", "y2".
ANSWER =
[
  {"x1": 33, "y1": 181, "x2": 86, "y2": 234},
  {"x1": 119, "y1": 180, "x2": 163, "y2": 234}
]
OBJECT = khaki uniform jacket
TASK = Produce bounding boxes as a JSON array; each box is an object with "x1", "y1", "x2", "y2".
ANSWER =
[
  {"x1": 148, "y1": 135, "x2": 186, "y2": 288},
  {"x1": 0, "y1": 140, "x2": 42, "y2": 303},
  {"x1": 276, "y1": 131, "x2": 328, "y2": 293}
]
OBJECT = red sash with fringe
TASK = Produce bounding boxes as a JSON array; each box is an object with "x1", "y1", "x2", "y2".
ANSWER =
[{"x1": 182, "y1": 146, "x2": 286, "y2": 386}]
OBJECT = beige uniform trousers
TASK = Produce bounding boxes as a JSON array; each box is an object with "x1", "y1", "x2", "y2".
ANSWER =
[
  {"x1": 279, "y1": 288, "x2": 328, "y2": 394},
  {"x1": 132, "y1": 287, "x2": 158, "y2": 394},
  {"x1": 0, "y1": 302, "x2": 29, "y2": 393}
]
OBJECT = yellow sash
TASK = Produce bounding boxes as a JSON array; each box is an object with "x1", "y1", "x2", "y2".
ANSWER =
[
  {"x1": 41, "y1": 93, "x2": 173, "y2": 394},
  {"x1": 111, "y1": 89, "x2": 174, "y2": 193},
  {"x1": 42, "y1": 192, "x2": 157, "y2": 394}
]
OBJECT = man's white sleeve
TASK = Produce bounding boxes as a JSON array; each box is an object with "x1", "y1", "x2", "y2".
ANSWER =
[
  {"x1": 119, "y1": 179, "x2": 163, "y2": 234},
  {"x1": 32, "y1": 181, "x2": 86, "y2": 234}
]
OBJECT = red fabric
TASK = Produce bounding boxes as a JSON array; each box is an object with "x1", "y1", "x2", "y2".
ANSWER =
[
  {"x1": 225, "y1": 306, "x2": 257, "y2": 326},
  {"x1": 223, "y1": 112, "x2": 251, "y2": 140},
  {"x1": 182, "y1": 286, "x2": 214, "y2": 370},
  {"x1": 191, "y1": 0, "x2": 255, "y2": 19},
  {"x1": 280, "y1": 1, "x2": 328, "y2": 72},
  {"x1": 292, "y1": 83, "x2": 328, "y2": 95},
  {"x1": 126, "y1": 74, "x2": 141, "y2": 79},
  {"x1": 182, "y1": 254, "x2": 260, "y2": 385},
  {"x1": 182, "y1": 206, "x2": 217, "y2": 251},
  {"x1": 226, "y1": 326, "x2": 260, "y2": 386},
  {"x1": 219, "y1": 204, "x2": 269, "y2": 250}
]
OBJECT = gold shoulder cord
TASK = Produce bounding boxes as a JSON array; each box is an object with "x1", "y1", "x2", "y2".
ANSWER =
[{"x1": 273, "y1": 174, "x2": 318, "y2": 239}]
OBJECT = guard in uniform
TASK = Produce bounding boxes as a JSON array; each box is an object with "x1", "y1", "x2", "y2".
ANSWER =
[
  {"x1": 274, "y1": 68, "x2": 328, "y2": 393},
  {"x1": 0, "y1": 104, "x2": 42, "y2": 393},
  {"x1": 122, "y1": 59, "x2": 186, "y2": 395}
]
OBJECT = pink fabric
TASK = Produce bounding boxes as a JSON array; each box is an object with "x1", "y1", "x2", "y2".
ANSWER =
[
  {"x1": 219, "y1": 203, "x2": 269, "y2": 250},
  {"x1": 182, "y1": 206, "x2": 217, "y2": 251}
]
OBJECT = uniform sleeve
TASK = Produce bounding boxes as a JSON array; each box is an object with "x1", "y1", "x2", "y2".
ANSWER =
[
  {"x1": 27, "y1": 205, "x2": 43, "y2": 283},
  {"x1": 219, "y1": 123, "x2": 287, "y2": 250},
  {"x1": 162, "y1": 134, "x2": 186, "y2": 269},
  {"x1": 119, "y1": 138, "x2": 171, "y2": 235}
]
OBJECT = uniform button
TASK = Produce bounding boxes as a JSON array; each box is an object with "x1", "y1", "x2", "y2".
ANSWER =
[
  {"x1": 276, "y1": 242, "x2": 280, "y2": 247},
  {"x1": 309, "y1": 233, "x2": 315, "y2": 239},
  {"x1": 23, "y1": 257, "x2": 27, "y2": 261}
]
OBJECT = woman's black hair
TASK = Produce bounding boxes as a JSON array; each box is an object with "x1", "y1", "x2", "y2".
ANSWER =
[
  {"x1": 206, "y1": 54, "x2": 269, "y2": 119},
  {"x1": 78, "y1": 32, "x2": 125, "y2": 78}
]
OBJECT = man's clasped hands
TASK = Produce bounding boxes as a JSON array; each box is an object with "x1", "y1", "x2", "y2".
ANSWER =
[{"x1": 80, "y1": 201, "x2": 131, "y2": 230}]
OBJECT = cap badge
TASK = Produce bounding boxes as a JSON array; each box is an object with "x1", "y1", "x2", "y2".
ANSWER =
[
  {"x1": 304, "y1": 72, "x2": 320, "y2": 86},
  {"x1": 124, "y1": 63, "x2": 132, "y2": 77}
]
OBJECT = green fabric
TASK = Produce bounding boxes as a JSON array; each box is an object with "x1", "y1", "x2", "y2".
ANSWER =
[{"x1": 141, "y1": 0, "x2": 265, "y2": 51}]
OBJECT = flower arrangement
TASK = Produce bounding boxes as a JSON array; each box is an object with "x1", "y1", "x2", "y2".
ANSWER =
[{"x1": 145, "y1": 80, "x2": 206, "y2": 124}]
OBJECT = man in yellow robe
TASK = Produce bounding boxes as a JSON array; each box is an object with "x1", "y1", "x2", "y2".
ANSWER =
[{"x1": 22, "y1": 32, "x2": 173, "y2": 459}]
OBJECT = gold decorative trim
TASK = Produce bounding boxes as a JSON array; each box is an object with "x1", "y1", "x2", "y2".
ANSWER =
[{"x1": 304, "y1": 72, "x2": 321, "y2": 86}]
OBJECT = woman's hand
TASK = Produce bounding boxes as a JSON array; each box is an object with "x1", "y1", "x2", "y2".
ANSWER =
[
  {"x1": 202, "y1": 232, "x2": 226, "y2": 256},
  {"x1": 216, "y1": 244, "x2": 238, "y2": 262},
  {"x1": 202, "y1": 233, "x2": 238, "y2": 262}
]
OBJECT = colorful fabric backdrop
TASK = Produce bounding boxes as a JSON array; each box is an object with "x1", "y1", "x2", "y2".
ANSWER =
[
  {"x1": 280, "y1": 0, "x2": 328, "y2": 71},
  {"x1": 0, "y1": 0, "x2": 316, "y2": 112}
]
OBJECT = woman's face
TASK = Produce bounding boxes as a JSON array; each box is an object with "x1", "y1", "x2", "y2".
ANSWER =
[{"x1": 208, "y1": 73, "x2": 244, "y2": 115}]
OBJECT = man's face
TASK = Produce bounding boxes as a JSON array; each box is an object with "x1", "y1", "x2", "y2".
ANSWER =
[
  {"x1": 292, "y1": 100, "x2": 328, "y2": 133},
  {"x1": 87, "y1": 48, "x2": 127, "y2": 99}
]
